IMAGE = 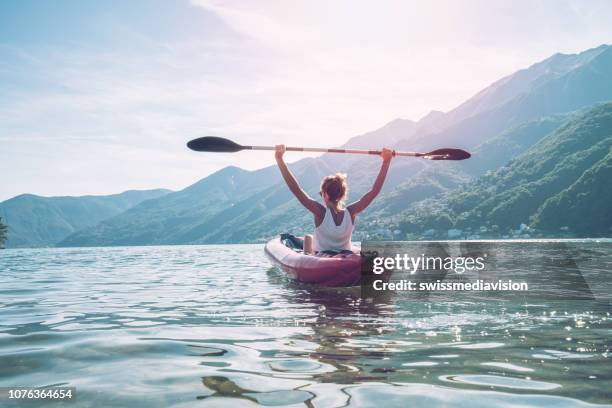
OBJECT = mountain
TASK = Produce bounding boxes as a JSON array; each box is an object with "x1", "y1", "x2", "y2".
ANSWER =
[
  {"x1": 397, "y1": 44, "x2": 612, "y2": 153},
  {"x1": 356, "y1": 45, "x2": 612, "y2": 225},
  {"x1": 396, "y1": 102, "x2": 612, "y2": 237},
  {"x1": 360, "y1": 111, "x2": 573, "y2": 224},
  {"x1": 360, "y1": 44, "x2": 612, "y2": 230},
  {"x1": 58, "y1": 165, "x2": 284, "y2": 246},
  {"x1": 438, "y1": 45, "x2": 610, "y2": 130},
  {"x1": 53, "y1": 45, "x2": 612, "y2": 246},
  {"x1": 0, "y1": 189, "x2": 170, "y2": 248}
]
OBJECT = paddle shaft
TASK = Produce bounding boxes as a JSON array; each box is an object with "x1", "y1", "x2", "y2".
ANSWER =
[{"x1": 248, "y1": 145, "x2": 422, "y2": 157}]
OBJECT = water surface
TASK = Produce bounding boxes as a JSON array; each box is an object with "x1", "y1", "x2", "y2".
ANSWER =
[{"x1": 0, "y1": 244, "x2": 610, "y2": 407}]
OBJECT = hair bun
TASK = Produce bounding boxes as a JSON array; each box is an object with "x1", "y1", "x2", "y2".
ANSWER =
[{"x1": 320, "y1": 173, "x2": 349, "y2": 205}]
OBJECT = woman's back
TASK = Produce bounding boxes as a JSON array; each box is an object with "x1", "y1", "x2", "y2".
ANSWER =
[{"x1": 313, "y1": 208, "x2": 353, "y2": 252}]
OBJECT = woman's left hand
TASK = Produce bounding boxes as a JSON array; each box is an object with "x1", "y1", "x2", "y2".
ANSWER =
[{"x1": 381, "y1": 147, "x2": 394, "y2": 162}]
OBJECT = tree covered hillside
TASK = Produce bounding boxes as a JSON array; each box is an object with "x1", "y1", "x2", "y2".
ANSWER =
[
  {"x1": 398, "y1": 103, "x2": 612, "y2": 237},
  {"x1": 0, "y1": 189, "x2": 170, "y2": 248}
]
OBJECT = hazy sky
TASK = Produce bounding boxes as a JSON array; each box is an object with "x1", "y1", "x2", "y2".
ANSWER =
[{"x1": 1, "y1": 0, "x2": 612, "y2": 200}]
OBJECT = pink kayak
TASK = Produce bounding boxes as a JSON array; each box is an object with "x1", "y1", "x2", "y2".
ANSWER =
[{"x1": 264, "y1": 236, "x2": 363, "y2": 287}]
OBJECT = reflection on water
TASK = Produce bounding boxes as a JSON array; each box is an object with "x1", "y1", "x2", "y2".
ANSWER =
[{"x1": 0, "y1": 243, "x2": 610, "y2": 407}]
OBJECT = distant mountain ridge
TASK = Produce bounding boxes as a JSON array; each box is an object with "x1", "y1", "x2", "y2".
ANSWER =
[
  {"x1": 398, "y1": 44, "x2": 612, "y2": 153},
  {"x1": 5, "y1": 44, "x2": 612, "y2": 247},
  {"x1": 439, "y1": 44, "x2": 610, "y2": 129},
  {"x1": 0, "y1": 189, "x2": 171, "y2": 248}
]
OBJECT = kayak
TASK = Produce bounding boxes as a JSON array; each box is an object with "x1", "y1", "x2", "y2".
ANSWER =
[{"x1": 264, "y1": 235, "x2": 363, "y2": 287}]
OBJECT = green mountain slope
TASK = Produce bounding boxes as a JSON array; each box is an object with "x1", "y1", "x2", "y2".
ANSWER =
[
  {"x1": 532, "y1": 144, "x2": 612, "y2": 234},
  {"x1": 58, "y1": 165, "x2": 284, "y2": 246},
  {"x1": 0, "y1": 189, "x2": 171, "y2": 248},
  {"x1": 353, "y1": 111, "x2": 574, "y2": 231},
  {"x1": 397, "y1": 103, "x2": 612, "y2": 237},
  {"x1": 464, "y1": 113, "x2": 572, "y2": 174}
]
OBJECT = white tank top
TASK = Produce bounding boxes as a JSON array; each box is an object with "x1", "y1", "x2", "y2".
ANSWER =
[{"x1": 313, "y1": 208, "x2": 354, "y2": 252}]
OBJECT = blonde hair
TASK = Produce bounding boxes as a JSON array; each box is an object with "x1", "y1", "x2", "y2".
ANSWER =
[{"x1": 320, "y1": 173, "x2": 348, "y2": 205}]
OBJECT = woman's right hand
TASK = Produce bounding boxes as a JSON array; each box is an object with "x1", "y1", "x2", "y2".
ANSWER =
[{"x1": 275, "y1": 144, "x2": 286, "y2": 161}]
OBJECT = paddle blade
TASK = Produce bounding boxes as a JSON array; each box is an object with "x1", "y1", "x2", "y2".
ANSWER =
[
  {"x1": 187, "y1": 136, "x2": 245, "y2": 153},
  {"x1": 422, "y1": 148, "x2": 471, "y2": 160}
]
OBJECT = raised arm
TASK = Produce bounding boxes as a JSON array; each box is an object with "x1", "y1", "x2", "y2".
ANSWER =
[
  {"x1": 275, "y1": 145, "x2": 322, "y2": 215},
  {"x1": 347, "y1": 148, "x2": 393, "y2": 217}
]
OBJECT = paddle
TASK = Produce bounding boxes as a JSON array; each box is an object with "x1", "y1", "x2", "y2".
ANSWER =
[{"x1": 187, "y1": 136, "x2": 471, "y2": 160}]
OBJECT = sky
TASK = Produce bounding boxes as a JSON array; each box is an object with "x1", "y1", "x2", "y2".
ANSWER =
[{"x1": 1, "y1": 0, "x2": 612, "y2": 201}]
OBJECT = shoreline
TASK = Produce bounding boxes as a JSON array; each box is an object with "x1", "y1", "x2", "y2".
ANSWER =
[{"x1": 3, "y1": 237, "x2": 612, "y2": 251}]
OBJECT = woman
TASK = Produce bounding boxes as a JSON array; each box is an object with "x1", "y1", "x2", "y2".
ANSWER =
[{"x1": 275, "y1": 144, "x2": 394, "y2": 254}]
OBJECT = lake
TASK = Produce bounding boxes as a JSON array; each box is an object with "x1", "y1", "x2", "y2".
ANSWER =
[{"x1": 0, "y1": 243, "x2": 610, "y2": 407}]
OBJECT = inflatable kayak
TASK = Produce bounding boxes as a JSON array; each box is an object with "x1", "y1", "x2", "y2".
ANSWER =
[{"x1": 264, "y1": 234, "x2": 363, "y2": 287}]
